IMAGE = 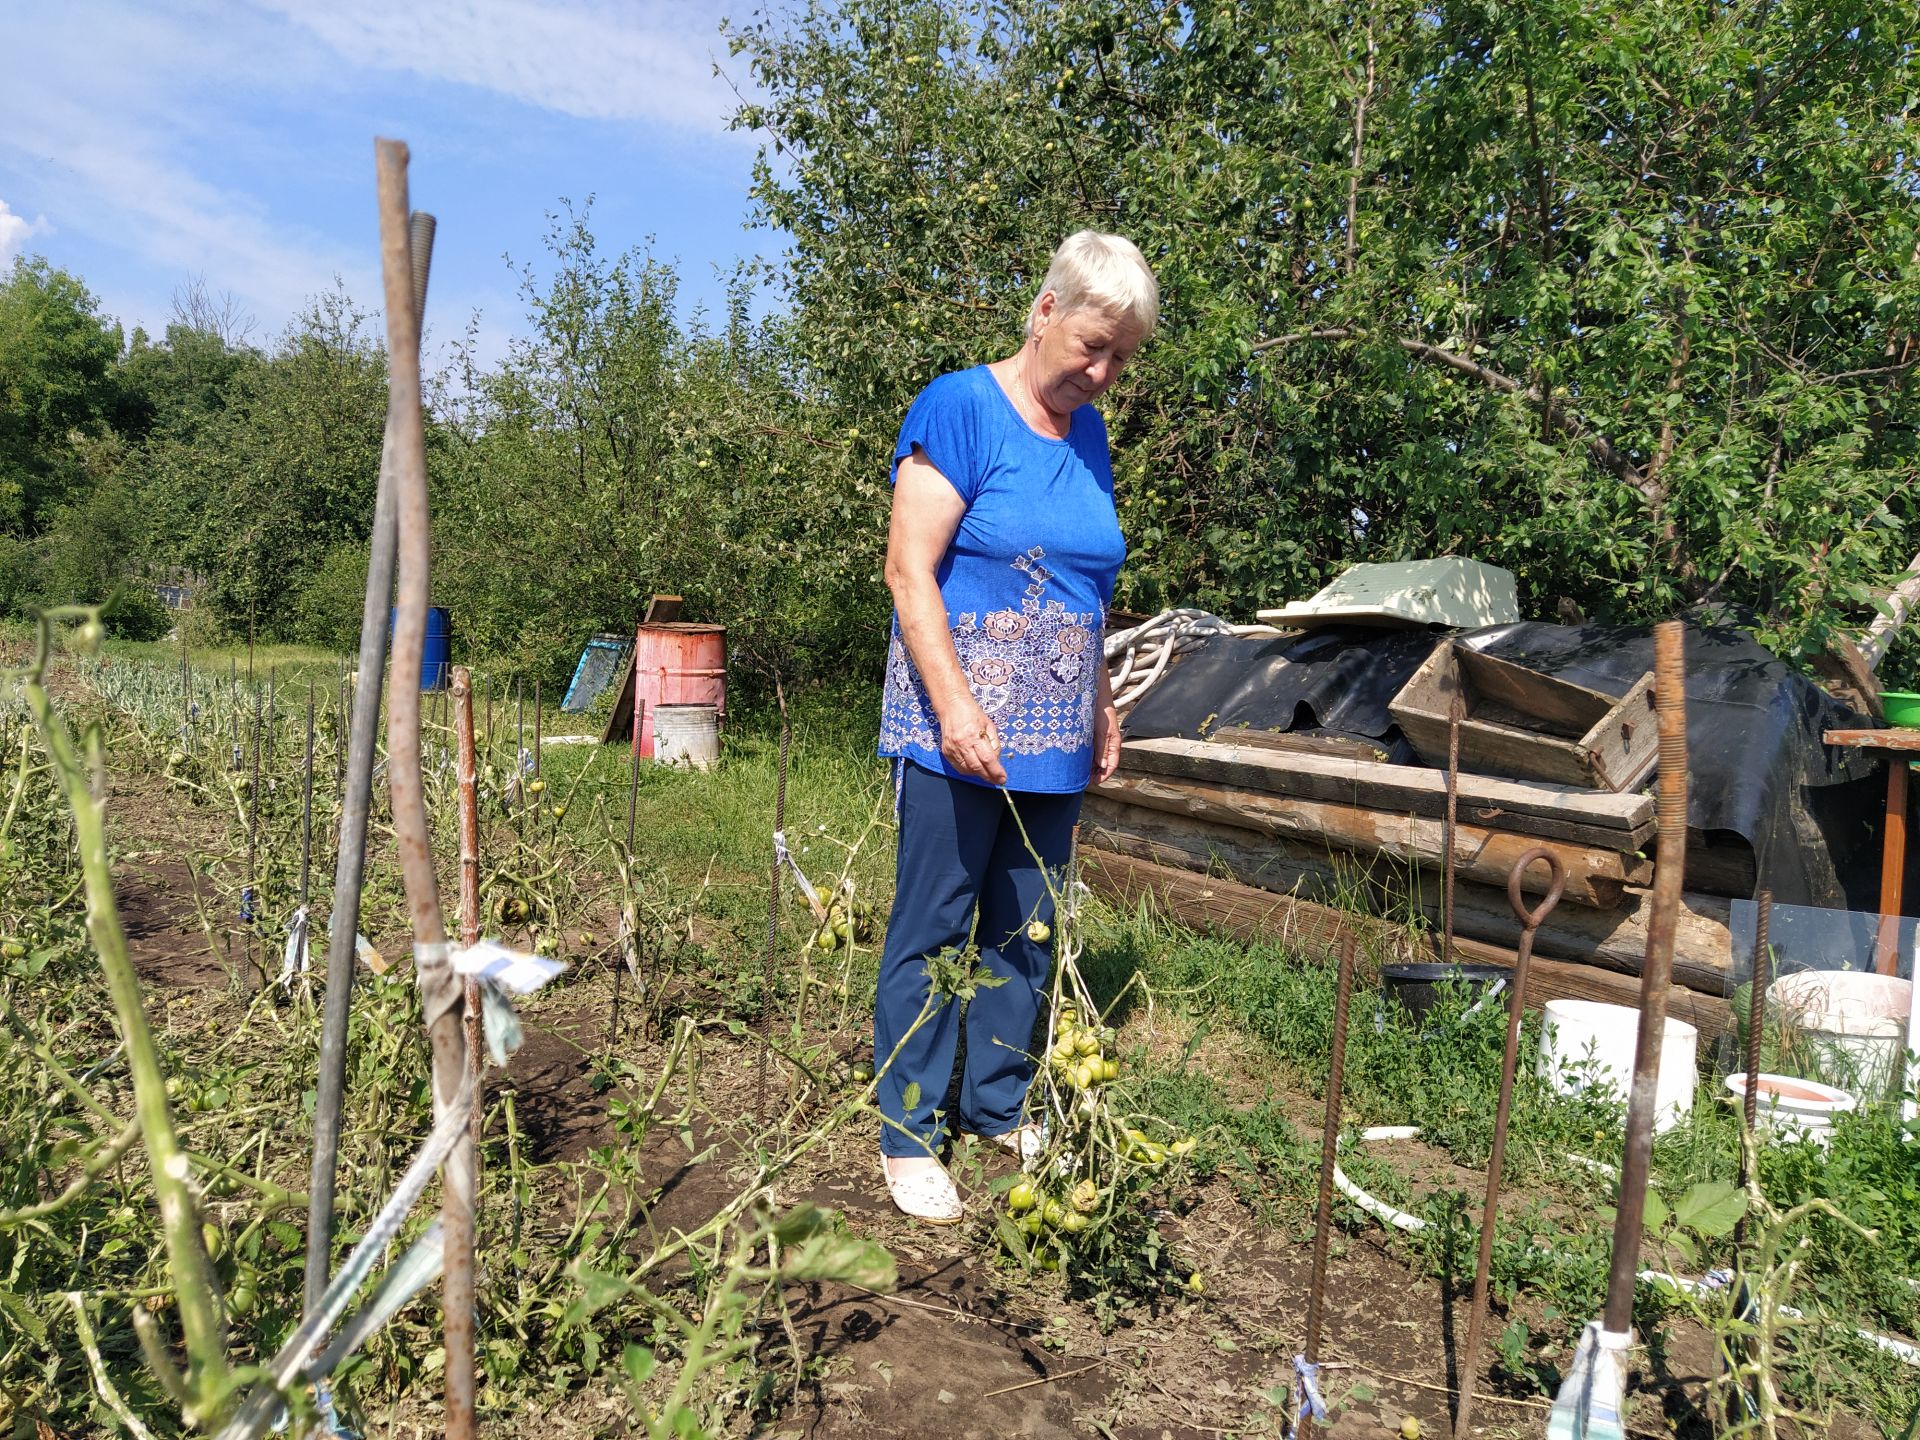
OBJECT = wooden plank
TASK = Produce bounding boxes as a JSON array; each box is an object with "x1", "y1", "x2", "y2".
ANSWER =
[
  {"x1": 1121, "y1": 735, "x2": 1655, "y2": 844},
  {"x1": 1080, "y1": 845, "x2": 1418, "y2": 969},
  {"x1": 1080, "y1": 849, "x2": 1730, "y2": 1041},
  {"x1": 1457, "y1": 646, "x2": 1613, "y2": 733},
  {"x1": 598, "y1": 644, "x2": 640, "y2": 746},
  {"x1": 1079, "y1": 797, "x2": 1731, "y2": 991},
  {"x1": 1209, "y1": 726, "x2": 1396, "y2": 763},
  {"x1": 1825, "y1": 728, "x2": 1920, "y2": 752},
  {"x1": 1096, "y1": 771, "x2": 1650, "y2": 907},
  {"x1": 1391, "y1": 644, "x2": 1659, "y2": 792}
]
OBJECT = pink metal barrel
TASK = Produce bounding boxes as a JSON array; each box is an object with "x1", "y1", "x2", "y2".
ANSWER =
[{"x1": 632, "y1": 623, "x2": 727, "y2": 757}]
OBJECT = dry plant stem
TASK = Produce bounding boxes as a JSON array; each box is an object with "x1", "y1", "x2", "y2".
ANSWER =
[
  {"x1": 455, "y1": 668, "x2": 484, "y2": 1144},
  {"x1": 1603, "y1": 619, "x2": 1689, "y2": 1334},
  {"x1": 20, "y1": 657, "x2": 231, "y2": 1416},
  {"x1": 66, "y1": 1293, "x2": 162, "y2": 1440},
  {"x1": 0, "y1": 1118, "x2": 139, "y2": 1227},
  {"x1": 374, "y1": 136, "x2": 476, "y2": 1439}
]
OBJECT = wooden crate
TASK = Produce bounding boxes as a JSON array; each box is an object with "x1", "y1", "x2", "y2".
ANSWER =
[{"x1": 1388, "y1": 642, "x2": 1658, "y2": 792}]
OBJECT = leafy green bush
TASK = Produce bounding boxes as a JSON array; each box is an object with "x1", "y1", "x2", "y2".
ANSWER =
[
  {"x1": 101, "y1": 586, "x2": 173, "y2": 641},
  {"x1": 0, "y1": 534, "x2": 44, "y2": 617},
  {"x1": 290, "y1": 540, "x2": 371, "y2": 652}
]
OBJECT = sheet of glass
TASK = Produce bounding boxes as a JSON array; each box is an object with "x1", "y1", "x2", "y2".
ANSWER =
[
  {"x1": 1727, "y1": 898, "x2": 1916, "y2": 985},
  {"x1": 562, "y1": 635, "x2": 630, "y2": 714}
]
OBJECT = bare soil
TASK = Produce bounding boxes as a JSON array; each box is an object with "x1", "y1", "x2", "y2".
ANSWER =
[{"x1": 98, "y1": 765, "x2": 1866, "y2": 1440}]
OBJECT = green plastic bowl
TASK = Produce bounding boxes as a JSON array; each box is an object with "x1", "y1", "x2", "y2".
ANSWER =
[{"x1": 1880, "y1": 691, "x2": 1920, "y2": 727}]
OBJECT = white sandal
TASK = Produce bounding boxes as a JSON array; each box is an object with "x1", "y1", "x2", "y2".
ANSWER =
[
  {"x1": 881, "y1": 1157, "x2": 964, "y2": 1225},
  {"x1": 981, "y1": 1123, "x2": 1048, "y2": 1166}
]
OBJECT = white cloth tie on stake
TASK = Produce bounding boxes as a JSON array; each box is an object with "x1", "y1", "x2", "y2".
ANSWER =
[
  {"x1": 275, "y1": 906, "x2": 311, "y2": 991},
  {"x1": 1548, "y1": 1322, "x2": 1633, "y2": 1440},
  {"x1": 1292, "y1": 1355, "x2": 1328, "y2": 1423},
  {"x1": 772, "y1": 828, "x2": 823, "y2": 910},
  {"x1": 450, "y1": 939, "x2": 569, "y2": 1064}
]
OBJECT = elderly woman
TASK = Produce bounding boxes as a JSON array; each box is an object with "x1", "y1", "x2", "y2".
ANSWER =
[{"x1": 874, "y1": 231, "x2": 1159, "y2": 1222}]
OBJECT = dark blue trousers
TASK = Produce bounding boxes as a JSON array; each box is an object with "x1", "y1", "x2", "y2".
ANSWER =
[{"x1": 875, "y1": 761, "x2": 1082, "y2": 1158}]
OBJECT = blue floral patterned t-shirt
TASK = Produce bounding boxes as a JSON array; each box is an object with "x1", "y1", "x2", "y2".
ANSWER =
[{"x1": 879, "y1": 365, "x2": 1127, "y2": 793}]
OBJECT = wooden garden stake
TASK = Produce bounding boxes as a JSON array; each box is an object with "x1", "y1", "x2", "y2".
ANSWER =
[
  {"x1": 374, "y1": 136, "x2": 475, "y2": 1439},
  {"x1": 1602, "y1": 621, "x2": 1690, "y2": 1335}
]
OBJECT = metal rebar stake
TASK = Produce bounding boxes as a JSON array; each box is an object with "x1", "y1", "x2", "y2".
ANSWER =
[
  {"x1": 612, "y1": 701, "x2": 645, "y2": 1045},
  {"x1": 1743, "y1": 890, "x2": 1772, "y2": 1136},
  {"x1": 1299, "y1": 932, "x2": 1358, "y2": 1440},
  {"x1": 1456, "y1": 848, "x2": 1565, "y2": 1438},
  {"x1": 454, "y1": 669, "x2": 483, "y2": 1145},
  {"x1": 1443, "y1": 688, "x2": 1462, "y2": 969},
  {"x1": 757, "y1": 683, "x2": 790, "y2": 1123},
  {"x1": 301, "y1": 683, "x2": 314, "y2": 914}
]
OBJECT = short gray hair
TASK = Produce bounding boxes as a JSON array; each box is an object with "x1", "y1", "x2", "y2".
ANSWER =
[{"x1": 1026, "y1": 230, "x2": 1159, "y2": 339}]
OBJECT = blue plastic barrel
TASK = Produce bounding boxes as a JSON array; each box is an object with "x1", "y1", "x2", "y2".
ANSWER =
[{"x1": 388, "y1": 606, "x2": 452, "y2": 691}]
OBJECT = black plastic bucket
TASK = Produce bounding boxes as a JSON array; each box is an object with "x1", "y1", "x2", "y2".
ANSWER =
[{"x1": 1380, "y1": 962, "x2": 1509, "y2": 1021}]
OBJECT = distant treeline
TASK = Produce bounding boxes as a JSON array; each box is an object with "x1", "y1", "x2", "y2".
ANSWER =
[{"x1": 4, "y1": 0, "x2": 1916, "y2": 685}]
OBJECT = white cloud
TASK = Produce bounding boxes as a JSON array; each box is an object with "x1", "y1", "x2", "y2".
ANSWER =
[
  {"x1": 0, "y1": 199, "x2": 46, "y2": 264},
  {"x1": 247, "y1": 0, "x2": 746, "y2": 135}
]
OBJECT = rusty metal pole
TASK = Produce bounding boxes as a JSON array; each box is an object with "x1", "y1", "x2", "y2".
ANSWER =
[
  {"x1": 1299, "y1": 932, "x2": 1358, "y2": 1440},
  {"x1": 1443, "y1": 688, "x2": 1463, "y2": 969},
  {"x1": 1456, "y1": 847, "x2": 1566, "y2": 1438},
  {"x1": 1602, "y1": 620, "x2": 1689, "y2": 1338},
  {"x1": 374, "y1": 137, "x2": 475, "y2": 1440},
  {"x1": 454, "y1": 669, "x2": 484, "y2": 1146}
]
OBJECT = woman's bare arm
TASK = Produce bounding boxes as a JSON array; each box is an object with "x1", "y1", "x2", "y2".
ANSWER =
[{"x1": 883, "y1": 449, "x2": 1007, "y2": 784}]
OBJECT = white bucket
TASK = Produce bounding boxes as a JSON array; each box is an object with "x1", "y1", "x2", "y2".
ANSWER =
[
  {"x1": 1723, "y1": 1072, "x2": 1857, "y2": 1149},
  {"x1": 1536, "y1": 1000, "x2": 1698, "y2": 1135},
  {"x1": 651, "y1": 703, "x2": 720, "y2": 771},
  {"x1": 1769, "y1": 971, "x2": 1912, "y2": 1101}
]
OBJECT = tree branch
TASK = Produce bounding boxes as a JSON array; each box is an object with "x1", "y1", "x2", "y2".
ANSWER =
[
  {"x1": 1249, "y1": 327, "x2": 1657, "y2": 499},
  {"x1": 1861, "y1": 555, "x2": 1920, "y2": 672},
  {"x1": 1344, "y1": 20, "x2": 1377, "y2": 277}
]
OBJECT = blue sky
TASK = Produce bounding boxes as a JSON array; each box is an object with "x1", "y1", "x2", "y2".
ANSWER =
[{"x1": 0, "y1": 0, "x2": 777, "y2": 369}]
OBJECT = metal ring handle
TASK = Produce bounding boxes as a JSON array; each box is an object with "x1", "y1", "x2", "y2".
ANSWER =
[{"x1": 1506, "y1": 845, "x2": 1567, "y2": 928}]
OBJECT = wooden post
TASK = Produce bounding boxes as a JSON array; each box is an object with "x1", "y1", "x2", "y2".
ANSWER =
[
  {"x1": 1875, "y1": 759, "x2": 1907, "y2": 975},
  {"x1": 373, "y1": 137, "x2": 474, "y2": 1440}
]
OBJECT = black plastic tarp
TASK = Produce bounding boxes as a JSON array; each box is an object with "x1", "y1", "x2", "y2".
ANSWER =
[{"x1": 1121, "y1": 618, "x2": 1885, "y2": 909}]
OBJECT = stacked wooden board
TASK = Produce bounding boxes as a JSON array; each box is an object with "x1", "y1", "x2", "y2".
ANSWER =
[{"x1": 1081, "y1": 734, "x2": 1738, "y2": 1007}]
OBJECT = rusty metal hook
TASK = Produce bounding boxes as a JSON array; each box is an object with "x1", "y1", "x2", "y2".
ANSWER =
[
  {"x1": 1456, "y1": 844, "x2": 1566, "y2": 1439},
  {"x1": 1505, "y1": 844, "x2": 1567, "y2": 931}
]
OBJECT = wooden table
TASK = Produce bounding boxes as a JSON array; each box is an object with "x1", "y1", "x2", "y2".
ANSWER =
[{"x1": 1823, "y1": 728, "x2": 1920, "y2": 974}]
